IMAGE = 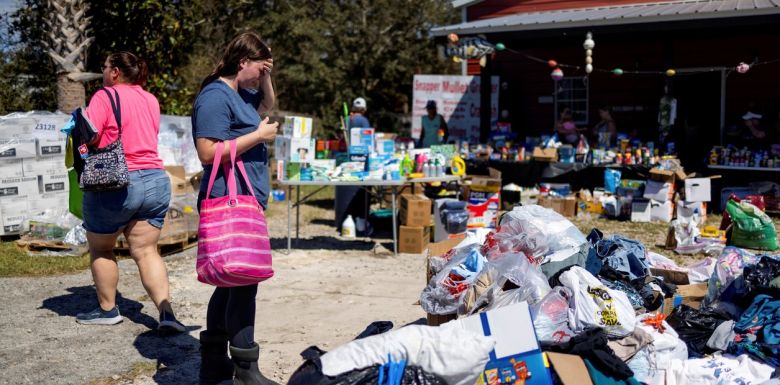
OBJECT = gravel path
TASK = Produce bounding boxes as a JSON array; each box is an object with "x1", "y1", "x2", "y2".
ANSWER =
[{"x1": 0, "y1": 204, "x2": 427, "y2": 385}]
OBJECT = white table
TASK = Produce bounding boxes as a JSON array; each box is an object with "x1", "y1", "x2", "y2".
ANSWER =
[{"x1": 278, "y1": 176, "x2": 461, "y2": 255}]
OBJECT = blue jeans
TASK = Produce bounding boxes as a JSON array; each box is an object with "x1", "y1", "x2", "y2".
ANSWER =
[{"x1": 82, "y1": 169, "x2": 171, "y2": 234}]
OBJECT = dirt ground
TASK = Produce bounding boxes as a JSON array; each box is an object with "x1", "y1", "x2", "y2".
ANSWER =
[{"x1": 0, "y1": 197, "x2": 774, "y2": 384}]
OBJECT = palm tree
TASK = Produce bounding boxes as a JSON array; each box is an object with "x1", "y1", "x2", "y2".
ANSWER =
[{"x1": 45, "y1": 0, "x2": 101, "y2": 113}]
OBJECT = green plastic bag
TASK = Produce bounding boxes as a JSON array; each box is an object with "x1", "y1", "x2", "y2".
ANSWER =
[
  {"x1": 725, "y1": 200, "x2": 778, "y2": 250},
  {"x1": 65, "y1": 136, "x2": 83, "y2": 219}
]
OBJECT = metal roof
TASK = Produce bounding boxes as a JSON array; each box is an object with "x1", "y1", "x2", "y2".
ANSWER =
[{"x1": 433, "y1": 0, "x2": 780, "y2": 36}]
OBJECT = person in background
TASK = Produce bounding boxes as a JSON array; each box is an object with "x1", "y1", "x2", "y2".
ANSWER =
[
  {"x1": 556, "y1": 108, "x2": 583, "y2": 145},
  {"x1": 192, "y1": 32, "x2": 280, "y2": 385},
  {"x1": 349, "y1": 97, "x2": 370, "y2": 128},
  {"x1": 419, "y1": 100, "x2": 448, "y2": 148},
  {"x1": 591, "y1": 106, "x2": 617, "y2": 148},
  {"x1": 742, "y1": 111, "x2": 767, "y2": 148},
  {"x1": 76, "y1": 52, "x2": 186, "y2": 335}
]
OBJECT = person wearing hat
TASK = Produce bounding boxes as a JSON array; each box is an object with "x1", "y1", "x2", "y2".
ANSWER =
[
  {"x1": 741, "y1": 110, "x2": 767, "y2": 149},
  {"x1": 350, "y1": 97, "x2": 370, "y2": 128},
  {"x1": 419, "y1": 100, "x2": 448, "y2": 148}
]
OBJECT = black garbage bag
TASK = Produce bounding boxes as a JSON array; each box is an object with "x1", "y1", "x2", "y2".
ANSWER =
[
  {"x1": 743, "y1": 256, "x2": 780, "y2": 295},
  {"x1": 666, "y1": 305, "x2": 732, "y2": 358}
]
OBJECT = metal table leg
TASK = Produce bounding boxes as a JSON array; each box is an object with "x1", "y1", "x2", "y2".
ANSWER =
[
  {"x1": 296, "y1": 185, "x2": 300, "y2": 240},
  {"x1": 287, "y1": 185, "x2": 292, "y2": 254},
  {"x1": 392, "y1": 186, "x2": 398, "y2": 255}
]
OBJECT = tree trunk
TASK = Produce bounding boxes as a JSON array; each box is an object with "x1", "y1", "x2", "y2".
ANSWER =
[{"x1": 57, "y1": 73, "x2": 85, "y2": 113}]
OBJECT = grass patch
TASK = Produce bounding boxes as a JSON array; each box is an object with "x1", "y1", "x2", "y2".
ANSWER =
[
  {"x1": 87, "y1": 361, "x2": 157, "y2": 385},
  {"x1": 0, "y1": 241, "x2": 91, "y2": 277}
]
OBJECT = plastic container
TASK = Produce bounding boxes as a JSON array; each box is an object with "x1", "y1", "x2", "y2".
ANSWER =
[{"x1": 341, "y1": 215, "x2": 356, "y2": 238}]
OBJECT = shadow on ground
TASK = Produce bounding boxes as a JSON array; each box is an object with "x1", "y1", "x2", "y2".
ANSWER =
[
  {"x1": 40, "y1": 285, "x2": 203, "y2": 384},
  {"x1": 271, "y1": 236, "x2": 377, "y2": 252}
]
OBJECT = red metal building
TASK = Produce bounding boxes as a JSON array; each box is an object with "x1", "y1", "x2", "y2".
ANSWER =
[{"x1": 434, "y1": 0, "x2": 780, "y2": 166}]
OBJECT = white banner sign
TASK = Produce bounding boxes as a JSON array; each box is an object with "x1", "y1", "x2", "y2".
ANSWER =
[{"x1": 412, "y1": 75, "x2": 498, "y2": 143}]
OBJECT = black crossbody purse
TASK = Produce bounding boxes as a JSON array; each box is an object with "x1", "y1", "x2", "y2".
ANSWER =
[{"x1": 79, "y1": 88, "x2": 130, "y2": 192}]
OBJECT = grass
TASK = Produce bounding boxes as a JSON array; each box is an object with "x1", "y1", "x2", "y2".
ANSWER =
[{"x1": 0, "y1": 241, "x2": 91, "y2": 278}]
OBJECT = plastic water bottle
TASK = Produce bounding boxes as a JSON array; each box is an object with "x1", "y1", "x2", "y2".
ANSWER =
[
  {"x1": 423, "y1": 162, "x2": 432, "y2": 177},
  {"x1": 341, "y1": 215, "x2": 356, "y2": 238}
]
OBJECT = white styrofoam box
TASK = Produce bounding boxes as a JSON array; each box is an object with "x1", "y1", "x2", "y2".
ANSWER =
[
  {"x1": 39, "y1": 173, "x2": 69, "y2": 193},
  {"x1": 650, "y1": 199, "x2": 674, "y2": 222},
  {"x1": 644, "y1": 180, "x2": 674, "y2": 202},
  {"x1": 28, "y1": 191, "x2": 69, "y2": 215},
  {"x1": 0, "y1": 138, "x2": 37, "y2": 159},
  {"x1": 282, "y1": 116, "x2": 313, "y2": 138},
  {"x1": 630, "y1": 200, "x2": 651, "y2": 222},
  {"x1": 290, "y1": 137, "x2": 315, "y2": 162},
  {"x1": 22, "y1": 157, "x2": 68, "y2": 177},
  {"x1": 0, "y1": 159, "x2": 24, "y2": 178},
  {"x1": 0, "y1": 196, "x2": 29, "y2": 235},
  {"x1": 684, "y1": 177, "x2": 712, "y2": 202},
  {"x1": 0, "y1": 176, "x2": 39, "y2": 198},
  {"x1": 37, "y1": 135, "x2": 67, "y2": 157},
  {"x1": 677, "y1": 201, "x2": 706, "y2": 219},
  {"x1": 0, "y1": 113, "x2": 69, "y2": 139}
]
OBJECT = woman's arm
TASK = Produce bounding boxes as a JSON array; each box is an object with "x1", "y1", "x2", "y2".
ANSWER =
[
  {"x1": 196, "y1": 117, "x2": 278, "y2": 164},
  {"x1": 258, "y1": 59, "x2": 275, "y2": 113}
]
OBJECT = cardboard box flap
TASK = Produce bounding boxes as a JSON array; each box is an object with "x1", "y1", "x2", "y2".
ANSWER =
[
  {"x1": 546, "y1": 352, "x2": 594, "y2": 385},
  {"x1": 427, "y1": 233, "x2": 466, "y2": 257}
]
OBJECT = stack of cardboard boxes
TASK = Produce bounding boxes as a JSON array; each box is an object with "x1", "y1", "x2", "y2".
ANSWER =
[
  {"x1": 399, "y1": 193, "x2": 432, "y2": 254},
  {"x1": 465, "y1": 168, "x2": 502, "y2": 228},
  {"x1": 0, "y1": 114, "x2": 70, "y2": 235}
]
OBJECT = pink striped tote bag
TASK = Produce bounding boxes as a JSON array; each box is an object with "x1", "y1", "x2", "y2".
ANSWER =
[{"x1": 196, "y1": 140, "x2": 274, "y2": 287}]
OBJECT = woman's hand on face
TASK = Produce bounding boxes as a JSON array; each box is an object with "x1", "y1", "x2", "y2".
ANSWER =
[
  {"x1": 260, "y1": 59, "x2": 273, "y2": 78},
  {"x1": 256, "y1": 116, "x2": 278, "y2": 142}
]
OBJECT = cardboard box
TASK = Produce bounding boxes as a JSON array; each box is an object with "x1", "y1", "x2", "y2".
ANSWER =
[
  {"x1": 39, "y1": 173, "x2": 69, "y2": 193},
  {"x1": 644, "y1": 180, "x2": 674, "y2": 202},
  {"x1": 650, "y1": 267, "x2": 690, "y2": 285},
  {"x1": 285, "y1": 162, "x2": 301, "y2": 181},
  {"x1": 454, "y1": 302, "x2": 553, "y2": 385},
  {"x1": 290, "y1": 137, "x2": 315, "y2": 162},
  {"x1": 684, "y1": 177, "x2": 712, "y2": 202},
  {"x1": 0, "y1": 196, "x2": 29, "y2": 235},
  {"x1": 349, "y1": 127, "x2": 375, "y2": 157},
  {"x1": 662, "y1": 283, "x2": 708, "y2": 316},
  {"x1": 649, "y1": 168, "x2": 675, "y2": 183},
  {"x1": 0, "y1": 176, "x2": 39, "y2": 198},
  {"x1": 0, "y1": 138, "x2": 37, "y2": 159},
  {"x1": 399, "y1": 225, "x2": 431, "y2": 254},
  {"x1": 400, "y1": 194, "x2": 432, "y2": 227},
  {"x1": 631, "y1": 199, "x2": 651, "y2": 222},
  {"x1": 538, "y1": 196, "x2": 577, "y2": 217},
  {"x1": 36, "y1": 136, "x2": 66, "y2": 157},
  {"x1": 466, "y1": 170, "x2": 502, "y2": 228},
  {"x1": 282, "y1": 116, "x2": 313, "y2": 138},
  {"x1": 0, "y1": 114, "x2": 69, "y2": 138},
  {"x1": 532, "y1": 147, "x2": 557, "y2": 162},
  {"x1": 165, "y1": 166, "x2": 194, "y2": 195},
  {"x1": 546, "y1": 352, "x2": 594, "y2": 385},
  {"x1": 28, "y1": 191, "x2": 69, "y2": 214},
  {"x1": 0, "y1": 159, "x2": 24, "y2": 178},
  {"x1": 274, "y1": 136, "x2": 292, "y2": 161},
  {"x1": 650, "y1": 199, "x2": 674, "y2": 222},
  {"x1": 22, "y1": 157, "x2": 67, "y2": 176},
  {"x1": 677, "y1": 200, "x2": 707, "y2": 222}
]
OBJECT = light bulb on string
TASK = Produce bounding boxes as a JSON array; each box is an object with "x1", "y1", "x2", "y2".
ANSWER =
[{"x1": 551, "y1": 67, "x2": 564, "y2": 81}]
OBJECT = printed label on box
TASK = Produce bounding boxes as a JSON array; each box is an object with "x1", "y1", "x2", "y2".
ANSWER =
[
  {"x1": 39, "y1": 173, "x2": 69, "y2": 193},
  {"x1": 0, "y1": 176, "x2": 39, "y2": 197}
]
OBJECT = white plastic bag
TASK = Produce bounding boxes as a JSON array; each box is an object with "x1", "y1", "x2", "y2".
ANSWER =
[
  {"x1": 558, "y1": 266, "x2": 636, "y2": 337},
  {"x1": 530, "y1": 287, "x2": 575, "y2": 343}
]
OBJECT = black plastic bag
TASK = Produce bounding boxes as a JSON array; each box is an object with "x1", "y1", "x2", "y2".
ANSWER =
[
  {"x1": 666, "y1": 305, "x2": 732, "y2": 358},
  {"x1": 288, "y1": 359, "x2": 448, "y2": 385}
]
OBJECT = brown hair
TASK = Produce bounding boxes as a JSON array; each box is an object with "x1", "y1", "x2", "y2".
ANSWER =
[
  {"x1": 108, "y1": 52, "x2": 148, "y2": 86},
  {"x1": 200, "y1": 32, "x2": 272, "y2": 90}
]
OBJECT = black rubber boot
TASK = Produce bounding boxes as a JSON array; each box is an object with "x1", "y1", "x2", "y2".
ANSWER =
[
  {"x1": 199, "y1": 331, "x2": 234, "y2": 385},
  {"x1": 229, "y1": 343, "x2": 280, "y2": 385}
]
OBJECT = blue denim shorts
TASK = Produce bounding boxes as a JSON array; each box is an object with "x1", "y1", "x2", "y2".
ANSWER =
[{"x1": 82, "y1": 169, "x2": 171, "y2": 234}]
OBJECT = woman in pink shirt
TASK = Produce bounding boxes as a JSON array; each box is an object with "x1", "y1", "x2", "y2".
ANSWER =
[{"x1": 75, "y1": 52, "x2": 185, "y2": 333}]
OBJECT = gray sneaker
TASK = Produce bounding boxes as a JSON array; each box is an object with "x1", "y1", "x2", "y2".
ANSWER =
[{"x1": 76, "y1": 306, "x2": 123, "y2": 325}]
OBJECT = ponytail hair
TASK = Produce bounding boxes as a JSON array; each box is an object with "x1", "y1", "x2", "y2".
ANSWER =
[
  {"x1": 108, "y1": 51, "x2": 148, "y2": 86},
  {"x1": 200, "y1": 31, "x2": 272, "y2": 91}
]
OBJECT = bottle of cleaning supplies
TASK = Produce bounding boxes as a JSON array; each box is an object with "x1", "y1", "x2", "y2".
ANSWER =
[
  {"x1": 401, "y1": 152, "x2": 413, "y2": 177},
  {"x1": 423, "y1": 161, "x2": 431, "y2": 177},
  {"x1": 341, "y1": 215, "x2": 356, "y2": 238}
]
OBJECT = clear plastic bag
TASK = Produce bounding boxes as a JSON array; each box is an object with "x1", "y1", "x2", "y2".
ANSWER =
[
  {"x1": 530, "y1": 287, "x2": 574, "y2": 343},
  {"x1": 492, "y1": 205, "x2": 587, "y2": 264},
  {"x1": 467, "y1": 252, "x2": 552, "y2": 314},
  {"x1": 420, "y1": 244, "x2": 486, "y2": 315}
]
